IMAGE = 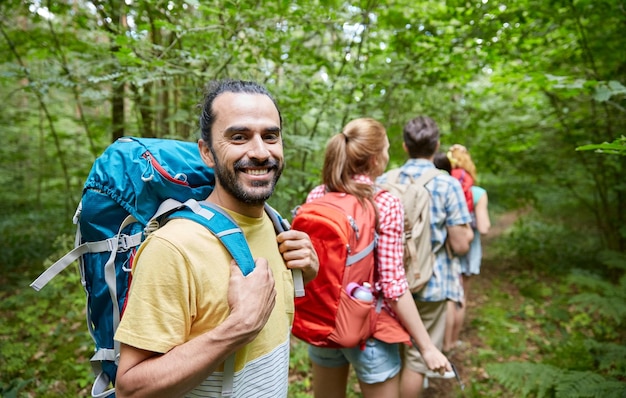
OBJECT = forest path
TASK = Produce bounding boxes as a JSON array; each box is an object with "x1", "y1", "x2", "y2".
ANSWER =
[{"x1": 423, "y1": 210, "x2": 522, "y2": 397}]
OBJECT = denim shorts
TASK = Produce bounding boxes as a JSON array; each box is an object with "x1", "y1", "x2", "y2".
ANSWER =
[{"x1": 308, "y1": 338, "x2": 401, "y2": 384}]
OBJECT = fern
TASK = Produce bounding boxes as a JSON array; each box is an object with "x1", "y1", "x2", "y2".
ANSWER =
[
  {"x1": 558, "y1": 374, "x2": 626, "y2": 398},
  {"x1": 567, "y1": 271, "x2": 626, "y2": 326},
  {"x1": 567, "y1": 270, "x2": 604, "y2": 289},
  {"x1": 488, "y1": 362, "x2": 626, "y2": 398},
  {"x1": 596, "y1": 250, "x2": 626, "y2": 271},
  {"x1": 584, "y1": 340, "x2": 626, "y2": 377}
]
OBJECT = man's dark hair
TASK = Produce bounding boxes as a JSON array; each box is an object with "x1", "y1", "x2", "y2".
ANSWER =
[
  {"x1": 402, "y1": 116, "x2": 440, "y2": 159},
  {"x1": 199, "y1": 79, "x2": 283, "y2": 146},
  {"x1": 433, "y1": 152, "x2": 452, "y2": 174}
]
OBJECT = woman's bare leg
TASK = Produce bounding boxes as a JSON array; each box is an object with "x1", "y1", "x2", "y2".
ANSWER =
[
  {"x1": 360, "y1": 373, "x2": 399, "y2": 398},
  {"x1": 400, "y1": 366, "x2": 425, "y2": 398},
  {"x1": 312, "y1": 362, "x2": 350, "y2": 398}
]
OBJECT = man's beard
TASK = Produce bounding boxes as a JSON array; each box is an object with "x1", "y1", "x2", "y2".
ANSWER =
[{"x1": 211, "y1": 151, "x2": 283, "y2": 206}]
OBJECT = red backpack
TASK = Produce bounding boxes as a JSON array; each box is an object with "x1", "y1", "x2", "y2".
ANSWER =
[
  {"x1": 291, "y1": 191, "x2": 410, "y2": 348},
  {"x1": 452, "y1": 168, "x2": 474, "y2": 214}
]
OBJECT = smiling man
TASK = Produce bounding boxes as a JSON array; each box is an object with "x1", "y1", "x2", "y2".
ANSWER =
[{"x1": 114, "y1": 79, "x2": 318, "y2": 398}]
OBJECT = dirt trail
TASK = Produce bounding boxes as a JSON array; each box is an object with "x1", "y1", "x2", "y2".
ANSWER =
[{"x1": 422, "y1": 210, "x2": 521, "y2": 397}]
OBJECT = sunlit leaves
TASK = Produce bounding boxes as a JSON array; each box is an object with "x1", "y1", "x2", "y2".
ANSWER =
[{"x1": 577, "y1": 136, "x2": 626, "y2": 155}]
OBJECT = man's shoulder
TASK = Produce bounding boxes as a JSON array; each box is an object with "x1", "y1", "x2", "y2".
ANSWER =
[
  {"x1": 145, "y1": 218, "x2": 219, "y2": 250},
  {"x1": 432, "y1": 171, "x2": 463, "y2": 191},
  {"x1": 156, "y1": 217, "x2": 214, "y2": 235},
  {"x1": 379, "y1": 159, "x2": 427, "y2": 179},
  {"x1": 432, "y1": 171, "x2": 457, "y2": 183}
]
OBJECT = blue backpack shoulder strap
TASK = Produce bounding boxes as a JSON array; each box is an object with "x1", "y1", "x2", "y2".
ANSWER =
[
  {"x1": 157, "y1": 199, "x2": 305, "y2": 295},
  {"x1": 164, "y1": 200, "x2": 256, "y2": 276},
  {"x1": 160, "y1": 200, "x2": 294, "y2": 270}
]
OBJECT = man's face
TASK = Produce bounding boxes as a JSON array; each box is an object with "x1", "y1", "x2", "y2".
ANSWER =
[{"x1": 202, "y1": 92, "x2": 284, "y2": 207}]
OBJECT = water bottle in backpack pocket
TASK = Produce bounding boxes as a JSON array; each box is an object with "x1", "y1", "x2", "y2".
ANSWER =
[{"x1": 347, "y1": 282, "x2": 374, "y2": 302}]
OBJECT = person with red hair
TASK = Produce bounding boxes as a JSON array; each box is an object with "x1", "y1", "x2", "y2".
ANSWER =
[{"x1": 447, "y1": 144, "x2": 476, "y2": 214}]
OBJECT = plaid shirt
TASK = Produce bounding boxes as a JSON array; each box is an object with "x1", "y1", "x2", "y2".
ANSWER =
[
  {"x1": 306, "y1": 175, "x2": 409, "y2": 308},
  {"x1": 377, "y1": 159, "x2": 472, "y2": 303}
]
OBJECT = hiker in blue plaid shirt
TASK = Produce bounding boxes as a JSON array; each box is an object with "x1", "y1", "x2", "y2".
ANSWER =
[{"x1": 377, "y1": 116, "x2": 473, "y2": 398}]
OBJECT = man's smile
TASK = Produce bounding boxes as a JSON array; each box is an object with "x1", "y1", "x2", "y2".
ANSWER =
[{"x1": 243, "y1": 168, "x2": 271, "y2": 176}]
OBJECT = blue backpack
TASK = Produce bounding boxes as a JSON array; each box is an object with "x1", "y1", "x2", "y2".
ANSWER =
[{"x1": 30, "y1": 137, "x2": 301, "y2": 397}]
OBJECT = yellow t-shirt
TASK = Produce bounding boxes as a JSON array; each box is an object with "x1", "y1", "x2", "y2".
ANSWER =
[{"x1": 115, "y1": 209, "x2": 294, "y2": 397}]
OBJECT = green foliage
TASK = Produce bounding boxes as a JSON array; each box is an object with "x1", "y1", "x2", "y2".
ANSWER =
[
  {"x1": 487, "y1": 207, "x2": 626, "y2": 397},
  {"x1": 0, "y1": 234, "x2": 93, "y2": 397},
  {"x1": 487, "y1": 362, "x2": 626, "y2": 398},
  {"x1": 2, "y1": 0, "x2": 626, "y2": 395},
  {"x1": 0, "y1": 207, "x2": 71, "y2": 282},
  {"x1": 3, "y1": 0, "x2": 626, "y2": 245},
  {"x1": 288, "y1": 339, "x2": 313, "y2": 397},
  {"x1": 584, "y1": 340, "x2": 626, "y2": 377},
  {"x1": 567, "y1": 271, "x2": 626, "y2": 328},
  {"x1": 470, "y1": 285, "x2": 531, "y2": 356},
  {"x1": 500, "y1": 215, "x2": 601, "y2": 275},
  {"x1": 577, "y1": 136, "x2": 626, "y2": 156}
]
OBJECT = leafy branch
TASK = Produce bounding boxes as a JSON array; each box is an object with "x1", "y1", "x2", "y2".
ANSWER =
[{"x1": 576, "y1": 136, "x2": 626, "y2": 156}]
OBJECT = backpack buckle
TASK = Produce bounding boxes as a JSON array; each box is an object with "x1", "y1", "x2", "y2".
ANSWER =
[{"x1": 117, "y1": 234, "x2": 132, "y2": 252}]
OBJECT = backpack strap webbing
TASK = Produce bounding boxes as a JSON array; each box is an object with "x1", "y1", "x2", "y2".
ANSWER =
[
  {"x1": 264, "y1": 204, "x2": 305, "y2": 298},
  {"x1": 386, "y1": 168, "x2": 402, "y2": 184},
  {"x1": 346, "y1": 238, "x2": 376, "y2": 266},
  {"x1": 90, "y1": 353, "x2": 116, "y2": 397},
  {"x1": 414, "y1": 168, "x2": 442, "y2": 187},
  {"x1": 386, "y1": 167, "x2": 441, "y2": 186},
  {"x1": 164, "y1": 199, "x2": 303, "y2": 294},
  {"x1": 29, "y1": 219, "x2": 143, "y2": 292},
  {"x1": 163, "y1": 200, "x2": 254, "y2": 397}
]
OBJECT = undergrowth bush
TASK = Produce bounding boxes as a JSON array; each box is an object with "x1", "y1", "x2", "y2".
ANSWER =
[
  {"x1": 289, "y1": 339, "x2": 313, "y2": 397},
  {"x1": 0, "y1": 207, "x2": 70, "y2": 282},
  {"x1": 486, "y1": 362, "x2": 626, "y2": 398},
  {"x1": 486, "y1": 213, "x2": 626, "y2": 397},
  {"x1": 0, "y1": 234, "x2": 93, "y2": 397},
  {"x1": 503, "y1": 215, "x2": 601, "y2": 275}
]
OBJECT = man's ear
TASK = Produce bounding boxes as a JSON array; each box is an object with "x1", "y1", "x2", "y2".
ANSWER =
[
  {"x1": 369, "y1": 155, "x2": 382, "y2": 176},
  {"x1": 402, "y1": 142, "x2": 408, "y2": 153},
  {"x1": 198, "y1": 139, "x2": 216, "y2": 168}
]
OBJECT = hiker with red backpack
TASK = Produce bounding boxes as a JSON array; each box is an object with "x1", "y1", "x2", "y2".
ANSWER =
[
  {"x1": 113, "y1": 80, "x2": 319, "y2": 397},
  {"x1": 447, "y1": 144, "x2": 477, "y2": 215},
  {"x1": 444, "y1": 145, "x2": 492, "y2": 354},
  {"x1": 376, "y1": 116, "x2": 473, "y2": 398},
  {"x1": 291, "y1": 118, "x2": 450, "y2": 398}
]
